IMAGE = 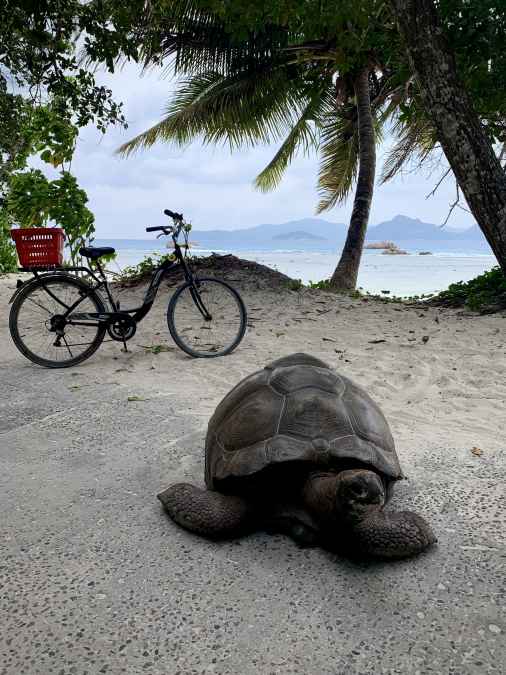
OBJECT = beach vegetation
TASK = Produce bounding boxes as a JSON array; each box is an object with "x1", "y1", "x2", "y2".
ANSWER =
[
  {"x1": 285, "y1": 278, "x2": 304, "y2": 292},
  {"x1": 118, "y1": 253, "x2": 176, "y2": 283},
  {"x1": 431, "y1": 267, "x2": 506, "y2": 311},
  {"x1": 0, "y1": 211, "x2": 17, "y2": 274}
]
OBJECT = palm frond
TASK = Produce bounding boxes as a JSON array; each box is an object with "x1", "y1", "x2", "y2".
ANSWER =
[
  {"x1": 380, "y1": 113, "x2": 436, "y2": 183},
  {"x1": 254, "y1": 81, "x2": 330, "y2": 192},
  {"x1": 140, "y1": 3, "x2": 292, "y2": 77},
  {"x1": 316, "y1": 99, "x2": 383, "y2": 213},
  {"x1": 117, "y1": 66, "x2": 310, "y2": 156},
  {"x1": 117, "y1": 71, "x2": 224, "y2": 156},
  {"x1": 316, "y1": 111, "x2": 358, "y2": 213}
]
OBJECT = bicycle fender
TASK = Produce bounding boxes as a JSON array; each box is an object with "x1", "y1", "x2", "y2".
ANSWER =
[
  {"x1": 8, "y1": 272, "x2": 88, "y2": 304},
  {"x1": 8, "y1": 279, "x2": 26, "y2": 304}
]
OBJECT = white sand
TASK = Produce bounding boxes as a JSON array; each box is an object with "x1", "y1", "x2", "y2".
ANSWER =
[{"x1": 2, "y1": 271, "x2": 504, "y2": 456}]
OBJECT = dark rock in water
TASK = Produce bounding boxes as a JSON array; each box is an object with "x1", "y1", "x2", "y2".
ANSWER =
[
  {"x1": 366, "y1": 241, "x2": 409, "y2": 255},
  {"x1": 381, "y1": 248, "x2": 408, "y2": 255}
]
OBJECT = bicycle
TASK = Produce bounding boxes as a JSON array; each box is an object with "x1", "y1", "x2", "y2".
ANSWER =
[{"x1": 9, "y1": 209, "x2": 247, "y2": 368}]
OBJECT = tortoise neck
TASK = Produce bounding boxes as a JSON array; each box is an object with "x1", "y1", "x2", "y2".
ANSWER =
[{"x1": 301, "y1": 471, "x2": 341, "y2": 526}]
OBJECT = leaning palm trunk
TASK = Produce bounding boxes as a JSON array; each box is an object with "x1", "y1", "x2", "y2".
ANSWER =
[
  {"x1": 390, "y1": 0, "x2": 506, "y2": 273},
  {"x1": 329, "y1": 67, "x2": 376, "y2": 290}
]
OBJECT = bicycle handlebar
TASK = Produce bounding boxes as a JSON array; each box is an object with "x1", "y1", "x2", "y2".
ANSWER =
[
  {"x1": 146, "y1": 226, "x2": 170, "y2": 233},
  {"x1": 164, "y1": 208, "x2": 183, "y2": 221},
  {"x1": 146, "y1": 208, "x2": 185, "y2": 235}
]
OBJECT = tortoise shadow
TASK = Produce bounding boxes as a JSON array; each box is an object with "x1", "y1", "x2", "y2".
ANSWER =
[{"x1": 158, "y1": 502, "x2": 438, "y2": 573}]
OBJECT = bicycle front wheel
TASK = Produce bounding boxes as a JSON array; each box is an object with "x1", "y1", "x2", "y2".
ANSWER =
[
  {"x1": 167, "y1": 277, "x2": 247, "y2": 358},
  {"x1": 9, "y1": 275, "x2": 107, "y2": 368}
]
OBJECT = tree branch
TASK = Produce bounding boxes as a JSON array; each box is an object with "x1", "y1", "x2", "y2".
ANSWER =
[{"x1": 426, "y1": 167, "x2": 451, "y2": 199}]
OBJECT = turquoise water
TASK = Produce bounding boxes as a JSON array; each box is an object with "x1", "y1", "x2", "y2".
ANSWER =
[{"x1": 97, "y1": 239, "x2": 497, "y2": 298}]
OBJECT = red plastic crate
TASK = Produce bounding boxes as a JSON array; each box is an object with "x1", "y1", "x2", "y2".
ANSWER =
[{"x1": 11, "y1": 227, "x2": 65, "y2": 268}]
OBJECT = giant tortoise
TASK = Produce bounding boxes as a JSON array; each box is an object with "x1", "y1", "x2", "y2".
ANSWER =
[{"x1": 158, "y1": 353, "x2": 436, "y2": 559}]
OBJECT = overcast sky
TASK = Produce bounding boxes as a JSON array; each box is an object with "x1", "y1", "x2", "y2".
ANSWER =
[{"x1": 70, "y1": 64, "x2": 476, "y2": 238}]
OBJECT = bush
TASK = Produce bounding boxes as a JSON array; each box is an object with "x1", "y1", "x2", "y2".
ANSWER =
[
  {"x1": 0, "y1": 212, "x2": 17, "y2": 273},
  {"x1": 285, "y1": 278, "x2": 304, "y2": 291},
  {"x1": 433, "y1": 267, "x2": 506, "y2": 310},
  {"x1": 118, "y1": 253, "x2": 175, "y2": 282},
  {"x1": 307, "y1": 278, "x2": 333, "y2": 290}
]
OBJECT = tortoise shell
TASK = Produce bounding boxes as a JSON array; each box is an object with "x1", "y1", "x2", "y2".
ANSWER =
[{"x1": 205, "y1": 353, "x2": 401, "y2": 490}]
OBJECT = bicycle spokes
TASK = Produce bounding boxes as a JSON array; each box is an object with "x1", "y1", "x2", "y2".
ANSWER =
[
  {"x1": 10, "y1": 278, "x2": 106, "y2": 367},
  {"x1": 168, "y1": 278, "x2": 247, "y2": 357}
]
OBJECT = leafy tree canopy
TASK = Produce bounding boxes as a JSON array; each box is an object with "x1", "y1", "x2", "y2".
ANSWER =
[
  {"x1": 0, "y1": 0, "x2": 138, "y2": 271},
  {"x1": 440, "y1": 0, "x2": 506, "y2": 144}
]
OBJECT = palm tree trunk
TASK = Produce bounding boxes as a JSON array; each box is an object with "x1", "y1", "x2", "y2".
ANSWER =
[
  {"x1": 390, "y1": 0, "x2": 506, "y2": 273},
  {"x1": 329, "y1": 67, "x2": 375, "y2": 290}
]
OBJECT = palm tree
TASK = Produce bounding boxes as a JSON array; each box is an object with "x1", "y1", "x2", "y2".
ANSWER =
[
  {"x1": 326, "y1": 66, "x2": 375, "y2": 289},
  {"x1": 118, "y1": 9, "x2": 405, "y2": 290}
]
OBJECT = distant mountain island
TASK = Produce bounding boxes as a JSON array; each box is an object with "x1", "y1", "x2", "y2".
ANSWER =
[
  {"x1": 188, "y1": 214, "x2": 491, "y2": 254},
  {"x1": 272, "y1": 230, "x2": 327, "y2": 242}
]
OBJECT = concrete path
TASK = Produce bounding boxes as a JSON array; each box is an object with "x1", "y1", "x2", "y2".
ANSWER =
[{"x1": 1, "y1": 277, "x2": 504, "y2": 674}]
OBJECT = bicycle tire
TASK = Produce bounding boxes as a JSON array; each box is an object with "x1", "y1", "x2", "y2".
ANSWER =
[
  {"x1": 9, "y1": 274, "x2": 107, "y2": 368},
  {"x1": 167, "y1": 276, "x2": 247, "y2": 358}
]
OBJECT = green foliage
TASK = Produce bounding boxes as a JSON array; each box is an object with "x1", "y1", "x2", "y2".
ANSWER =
[
  {"x1": 120, "y1": 67, "x2": 322, "y2": 155},
  {"x1": 118, "y1": 253, "x2": 176, "y2": 282},
  {"x1": 0, "y1": 1, "x2": 127, "y2": 130},
  {"x1": 284, "y1": 278, "x2": 304, "y2": 291},
  {"x1": 433, "y1": 267, "x2": 506, "y2": 311},
  {"x1": 439, "y1": 1, "x2": 506, "y2": 146},
  {"x1": 2, "y1": 105, "x2": 96, "y2": 265},
  {"x1": 307, "y1": 278, "x2": 333, "y2": 290},
  {"x1": 0, "y1": 1, "x2": 134, "y2": 269},
  {"x1": 0, "y1": 211, "x2": 17, "y2": 274},
  {"x1": 7, "y1": 169, "x2": 95, "y2": 264},
  {"x1": 198, "y1": 0, "x2": 386, "y2": 56},
  {"x1": 23, "y1": 107, "x2": 79, "y2": 168}
]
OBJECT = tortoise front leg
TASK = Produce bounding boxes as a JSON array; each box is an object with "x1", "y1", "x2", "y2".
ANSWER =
[
  {"x1": 157, "y1": 483, "x2": 253, "y2": 538},
  {"x1": 348, "y1": 510, "x2": 437, "y2": 559}
]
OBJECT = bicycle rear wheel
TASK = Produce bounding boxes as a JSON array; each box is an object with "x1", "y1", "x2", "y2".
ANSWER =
[
  {"x1": 9, "y1": 275, "x2": 107, "y2": 368},
  {"x1": 167, "y1": 277, "x2": 247, "y2": 358}
]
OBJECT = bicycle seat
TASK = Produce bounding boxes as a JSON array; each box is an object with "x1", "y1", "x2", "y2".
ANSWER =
[{"x1": 79, "y1": 246, "x2": 115, "y2": 260}]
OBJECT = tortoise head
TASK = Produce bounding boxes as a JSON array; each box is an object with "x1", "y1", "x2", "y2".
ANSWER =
[
  {"x1": 335, "y1": 469, "x2": 386, "y2": 521},
  {"x1": 302, "y1": 468, "x2": 386, "y2": 525}
]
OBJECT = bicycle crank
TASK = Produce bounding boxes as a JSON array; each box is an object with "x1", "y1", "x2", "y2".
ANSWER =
[{"x1": 107, "y1": 315, "x2": 137, "y2": 342}]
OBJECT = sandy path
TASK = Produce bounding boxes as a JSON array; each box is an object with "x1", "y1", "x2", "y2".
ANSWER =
[{"x1": 1, "y1": 272, "x2": 505, "y2": 674}]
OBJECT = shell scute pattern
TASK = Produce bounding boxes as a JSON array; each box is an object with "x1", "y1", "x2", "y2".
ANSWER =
[
  {"x1": 269, "y1": 365, "x2": 345, "y2": 396},
  {"x1": 216, "y1": 386, "x2": 283, "y2": 452},
  {"x1": 206, "y1": 354, "x2": 402, "y2": 489},
  {"x1": 208, "y1": 370, "x2": 271, "y2": 433},
  {"x1": 265, "y1": 434, "x2": 312, "y2": 463},
  {"x1": 279, "y1": 388, "x2": 353, "y2": 441},
  {"x1": 265, "y1": 353, "x2": 331, "y2": 371},
  {"x1": 341, "y1": 376, "x2": 395, "y2": 453}
]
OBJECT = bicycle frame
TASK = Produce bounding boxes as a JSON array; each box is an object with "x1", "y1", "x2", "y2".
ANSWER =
[{"x1": 24, "y1": 238, "x2": 211, "y2": 328}]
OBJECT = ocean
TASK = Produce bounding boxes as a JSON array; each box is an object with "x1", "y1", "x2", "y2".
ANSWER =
[{"x1": 96, "y1": 239, "x2": 497, "y2": 298}]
